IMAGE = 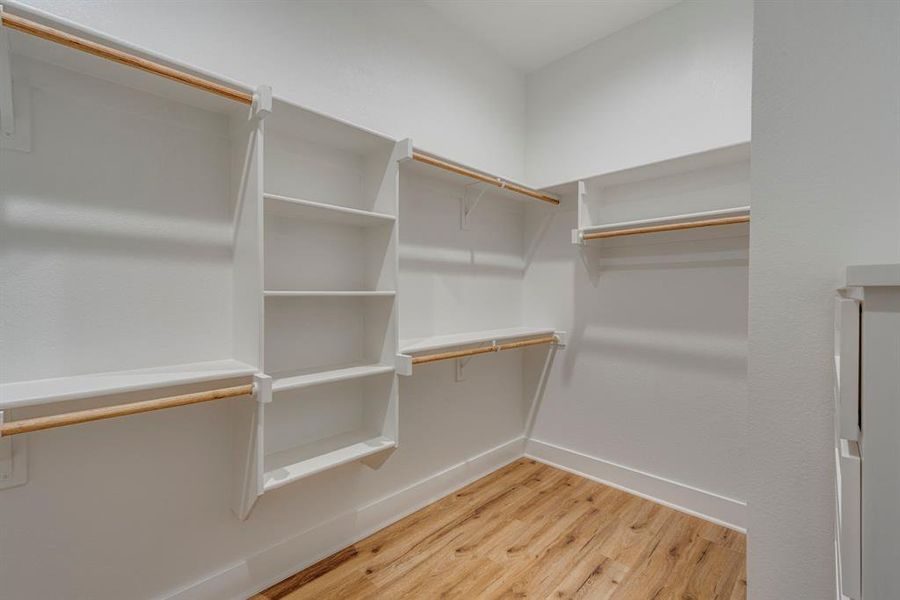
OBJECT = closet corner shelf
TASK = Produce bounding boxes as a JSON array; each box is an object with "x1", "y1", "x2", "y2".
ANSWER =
[
  {"x1": 574, "y1": 206, "x2": 750, "y2": 244},
  {"x1": 264, "y1": 193, "x2": 396, "y2": 226},
  {"x1": 0, "y1": 359, "x2": 257, "y2": 410},
  {"x1": 264, "y1": 290, "x2": 396, "y2": 298},
  {"x1": 271, "y1": 362, "x2": 395, "y2": 393},
  {"x1": 263, "y1": 433, "x2": 396, "y2": 491}
]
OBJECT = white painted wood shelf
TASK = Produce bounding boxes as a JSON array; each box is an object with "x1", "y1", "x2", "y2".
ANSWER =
[
  {"x1": 264, "y1": 193, "x2": 396, "y2": 227},
  {"x1": 263, "y1": 432, "x2": 396, "y2": 491},
  {"x1": 271, "y1": 362, "x2": 394, "y2": 393},
  {"x1": 264, "y1": 290, "x2": 396, "y2": 298},
  {"x1": 400, "y1": 326, "x2": 557, "y2": 355},
  {"x1": 0, "y1": 359, "x2": 257, "y2": 410}
]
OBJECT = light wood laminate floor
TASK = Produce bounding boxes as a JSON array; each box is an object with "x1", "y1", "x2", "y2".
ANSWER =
[{"x1": 252, "y1": 458, "x2": 747, "y2": 599}]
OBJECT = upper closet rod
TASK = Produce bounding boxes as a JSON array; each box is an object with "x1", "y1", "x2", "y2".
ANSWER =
[
  {"x1": 412, "y1": 151, "x2": 560, "y2": 205},
  {"x1": 582, "y1": 215, "x2": 749, "y2": 240},
  {"x1": 0, "y1": 12, "x2": 253, "y2": 105},
  {"x1": 0, "y1": 383, "x2": 254, "y2": 437}
]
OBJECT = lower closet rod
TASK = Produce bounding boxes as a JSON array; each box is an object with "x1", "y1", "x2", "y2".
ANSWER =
[
  {"x1": 411, "y1": 335, "x2": 559, "y2": 365},
  {"x1": 0, "y1": 383, "x2": 254, "y2": 437}
]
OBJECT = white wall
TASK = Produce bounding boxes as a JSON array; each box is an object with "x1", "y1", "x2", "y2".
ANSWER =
[
  {"x1": 513, "y1": 0, "x2": 752, "y2": 530},
  {"x1": 525, "y1": 0, "x2": 752, "y2": 187},
  {"x1": 748, "y1": 2, "x2": 900, "y2": 599},
  {"x1": 523, "y1": 157, "x2": 750, "y2": 529},
  {"x1": 0, "y1": 3, "x2": 533, "y2": 598},
  {"x1": 14, "y1": 0, "x2": 526, "y2": 180}
]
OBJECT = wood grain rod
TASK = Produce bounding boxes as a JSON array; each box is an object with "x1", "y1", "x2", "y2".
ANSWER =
[
  {"x1": 412, "y1": 152, "x2": 559, "y2": 205},
  {"x1": 411, "y1": 345, "x2": 497, "y2": 365},
  {"x1": 0, "y1": 384, "x2": 254, "y2": 437},
  {"x1": 496, "y1": 335, "x2": 558, "y2": 351},
  {"x1": 410, "y1": 335, "x2": 558, "y2": 365},
  {"x1": 582, "y1": 215, "x2": 750, "y2": 240},
  {"x1": 1, "y1": 12, "x2": 253, "y2": 105}
]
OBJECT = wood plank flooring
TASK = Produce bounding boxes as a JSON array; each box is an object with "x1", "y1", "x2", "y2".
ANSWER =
[{"x1": 251, "y1": 458, "x2": 746, "y2": 600}]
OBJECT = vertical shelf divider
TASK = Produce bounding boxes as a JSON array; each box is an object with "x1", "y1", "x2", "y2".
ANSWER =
[
  {"x1": 231, "y1": 86, "x2": 269, "y2": 520},
  {"x1": 245, "y1": 106, "x2": 409, "y2": 503}
]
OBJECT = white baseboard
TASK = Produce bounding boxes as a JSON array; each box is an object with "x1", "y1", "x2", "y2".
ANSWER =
[
  {"x1": 165, "y1": 436, "x2": 526, "y2": 600},
  {"x1": 525, "y1": 438, "x2": 746, "y2": 532}
]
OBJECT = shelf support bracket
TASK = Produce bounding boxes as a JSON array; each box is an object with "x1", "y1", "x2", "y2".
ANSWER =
[
  {"x1": 553, "y1": 331, "x2": 568, "y2": 348},
  {"x1": 251, "y1": 84, "x2": 272, "y2": 121},
  {"x1": 455, "y1": 356, "x2": 474, "y2": 382},
  {"x1": 460, "y1": 182, "x2": 487, "y2": 230},
  {"x1": 0, "y1": 411, "x2": 28, "y2": 491},
  {"x1": 395, "y1": 353, "x2": 413, "y2": 376},
  {"x1": 0, "y1": 6, "x2": 15, "y2": 138}
]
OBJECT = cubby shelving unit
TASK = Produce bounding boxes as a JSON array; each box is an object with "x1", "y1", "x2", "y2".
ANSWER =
[{"x1": 233, "y1": 97, "x2": 410, "y2": 514}]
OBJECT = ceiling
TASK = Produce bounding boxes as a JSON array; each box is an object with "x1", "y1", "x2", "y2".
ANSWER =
[{"x1": 424, "y1": 0, "x2": 681, "y2": 73}]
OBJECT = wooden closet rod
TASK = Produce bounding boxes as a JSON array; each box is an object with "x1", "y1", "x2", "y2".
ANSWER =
[
  {"x1": 0, "y1": 383, "x2": 254, "y2": 437},
  {"x1": 411, "y1": 335, "x2": 558, "y2": 365},
  {"x1": 412, "y1": 151, "x2": 560, "y2": 205},
  {"x1": 1, "y1": 12, "x2": 254, "y2": 105},
  {"x1": 582, "y1": 215, "x2": 750, "y2": 241}
]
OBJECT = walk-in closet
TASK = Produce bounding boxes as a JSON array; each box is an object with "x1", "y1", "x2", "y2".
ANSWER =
[{"x1": 2, "y1": 2, "x2": 899, "y2": 599}]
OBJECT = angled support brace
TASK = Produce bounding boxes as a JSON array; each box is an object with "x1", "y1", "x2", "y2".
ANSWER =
[
  {"x1": 460, "y1": 182, "x2": 488, "y2": 230},
  {"x1": 231, "y1": 373, "x2": 270, "y2": 520},
  {"x1": 455, "y1": 355, "x2": 475, "y2": 382}
]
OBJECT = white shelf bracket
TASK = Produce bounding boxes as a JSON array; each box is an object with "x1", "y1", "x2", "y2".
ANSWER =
[
  {"x1": 395, "y1": 354, "x2": 413, "y2": 376},
  {"x1": 460, "y1": 182, "x2": 488, "y2": 230},
  {"x1": 554, "y1": 331, "x2": 568, "y2": 349},
  {"x1": 251, "y1": 84, "x2": 272, "y2": 120},
  {"x1": 0, "y1": 6, "x2": 15, "y2": 138},
  {"x1": 397, "y1": 138, "x2": 413, "y2": 162},
  {"x1": 571, "y1": 229, "x2": 585, "y2": 245},
  {"x1": 455, "y1": 356, "x2": 474, "y2": 382},
  {"x1": 0, "y1": 411, "x2": 28, "y2": 491},
  {"x1": 253, "y1": 372, "x2": 272, "y2": 403}
]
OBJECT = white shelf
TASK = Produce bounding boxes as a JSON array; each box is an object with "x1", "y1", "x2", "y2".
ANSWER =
[
  {"x1": 541, "y1": 141, "x2": 751, "y2": 193},
  {"x1": 0, "y1": 359, "x2": 257, "y2": 410},
  {"x1": 845, "y1": 264, "x2": 900, "y2": 287},
  {"x1": 263, "y1": 432, "x2": 396, "y2": 491},
  {"x1": 271, "y1": 362, "x2": 394, "y2": 393},
  {"x1": 264, "y1": 193, "x2": 395, "y2": 227},
  {"x1": 264, "y1": 290, "x2": 396, "y2": 298},
  {"x1": 400, "y1": 326, "x2": 556, "y2": 355}
]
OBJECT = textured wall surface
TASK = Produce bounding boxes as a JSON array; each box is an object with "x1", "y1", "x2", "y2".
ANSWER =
[
  {"x1": 15, "y1": 0, "x2": 527, "y2": 180},
  {"x1": 526, "y1": 0, "x2": 752, "y2": 187},
  {"x1": 749, "y1": 2, "x2": 900, "y2": 598}
]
